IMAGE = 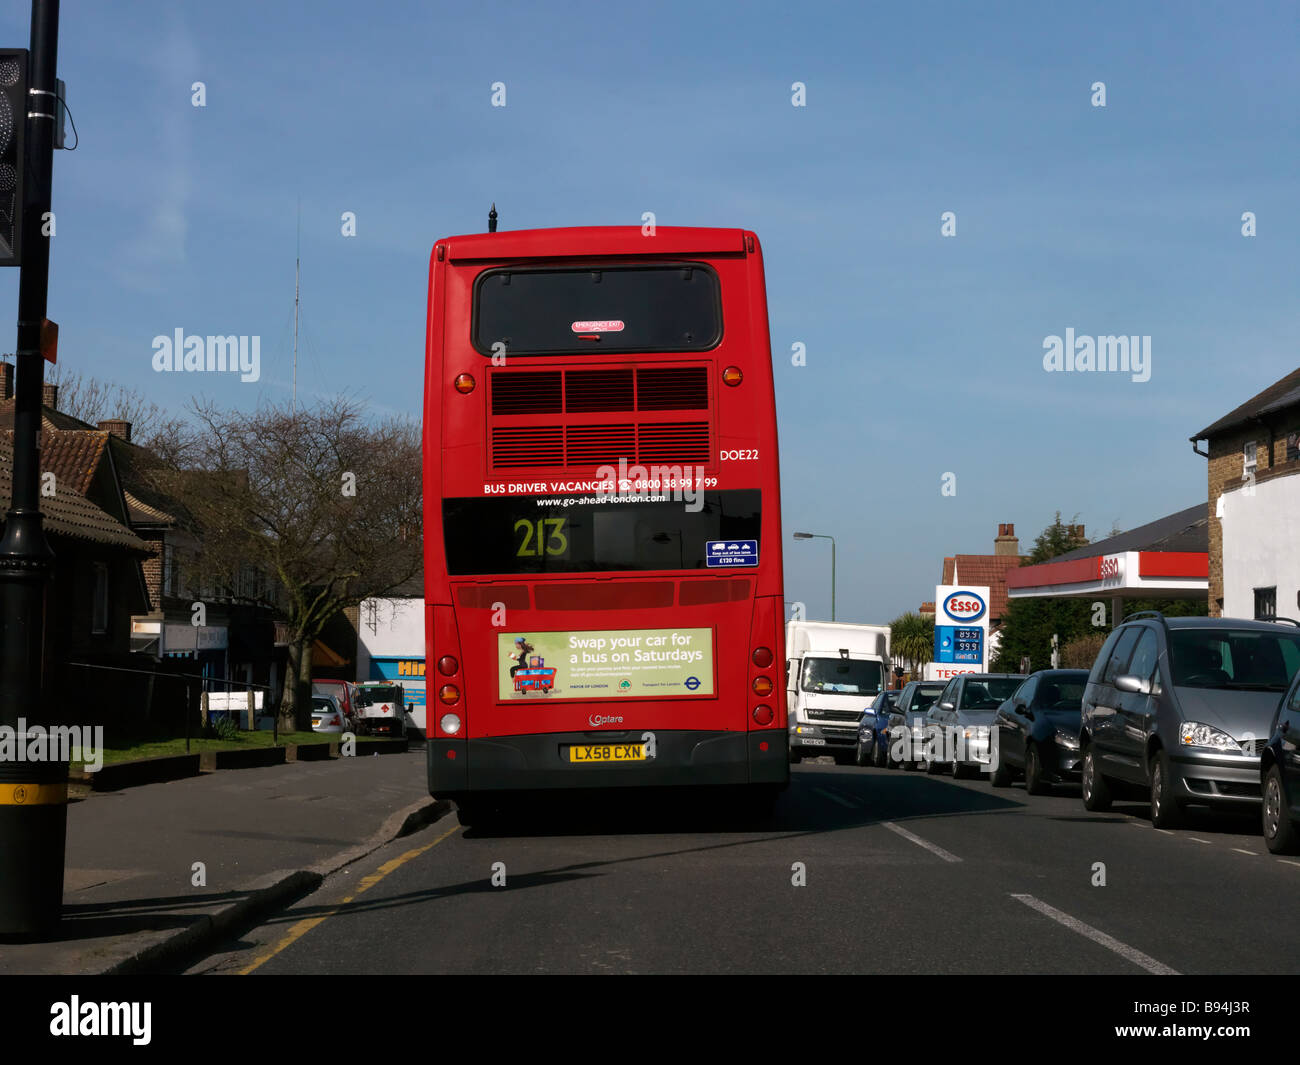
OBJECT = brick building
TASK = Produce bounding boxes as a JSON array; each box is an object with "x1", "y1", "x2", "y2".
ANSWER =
[
  {"x1": 939, "y1": 522, "x2": 1027, "y2": 630},
  {"x1": 1191, "y1": 366, "x2": 1300, "y2": 619}
]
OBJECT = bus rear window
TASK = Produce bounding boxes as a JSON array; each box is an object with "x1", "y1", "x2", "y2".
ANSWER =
[
  {"x1": 442, "y1": 490, "x2": 760, "y2": 575},
  {"x1": 473, "y1": 265, "x2": 722, "y2": 355}
]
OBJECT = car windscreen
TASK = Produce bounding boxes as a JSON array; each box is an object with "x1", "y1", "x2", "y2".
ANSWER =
[
  {"x1": 801, "y1": 658, "x2": 883, "y2": 696},
  {"x1": 906, "y1": 687, "x2": 946, "y2": 712},
  {"x1": 474, "y1": 264, "x2": 722, "y2": 355},
  {"x1": 1032, "y1": 679, "x2": 1087, "y2": 710},
  {"x1": 443, "y1": 491, "x2": 760, "y2": 575},
  {"x1": 1169, "y1": 628, "x2": 1300, "y2": 691},
  {"x1": 959, "y1": 678, "x2": 1023, "y2": 710}
]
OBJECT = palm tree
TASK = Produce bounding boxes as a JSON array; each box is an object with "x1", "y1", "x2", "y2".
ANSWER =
[{"x1": 890, "y1": 611, "x2": 934, "y2": 682}]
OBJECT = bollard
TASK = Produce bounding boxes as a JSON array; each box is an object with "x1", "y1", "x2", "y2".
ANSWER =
[{"x1": 0, "y1": 746, "x2": 67, "y2": 939}]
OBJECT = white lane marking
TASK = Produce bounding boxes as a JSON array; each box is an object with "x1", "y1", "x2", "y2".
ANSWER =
[
  {"x1": 814, "y1": 787, "x2": 859, "y2": 809},
  {"x1": 1231, "y1": 847, "x2": 1257, "y2": 856},
  {"x1": 1010, "y1": 894, "x2": 1179, "y2": 975},
  {"x1": 1155, "y1": 829, "x2": 1175, "y2": 836},
  {"x1": 1280, "y1": 859, "x2": 1300, "y2": 868},
  {"x1": 1188, "y1": 837, "x2": 1212, "y2": 843},
  {"x1": 881, "y1": 821, "x2": 962, "y2": 863}
]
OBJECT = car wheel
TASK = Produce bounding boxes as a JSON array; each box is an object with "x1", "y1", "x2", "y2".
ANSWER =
[
  {"x1": 1025, "y1": 743, "x2": 1049, "y2": 795},
  {"x1": 1264, "y1": 765, "x2": 1299, "y2": 854},
  {"x1": 990, "y1": 751, "x2": 1012, "y2": 787},
  {"x1": 1150, "y1": 749, "x2": 1186, "y2": 828},
  {"x1": 1081, "y1": 747, "x2": 1112, "y2": 811},
  {"x1": 924, "y1": 751, "x2": 944, "y2": 775},
  {"x1": 951, "y1": 753, "x2": 972, "y2": 780},
  {"x1": 855, "y1": 741, "x2": 869, "y2": 767},
  {"x1": 873, "y1": 741, "x2": 889, "y2": 768}
]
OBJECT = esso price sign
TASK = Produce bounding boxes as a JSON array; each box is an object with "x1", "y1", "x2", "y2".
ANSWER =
[{"x1": 942, "y1": 591, "x2": 987, "y2": 623}]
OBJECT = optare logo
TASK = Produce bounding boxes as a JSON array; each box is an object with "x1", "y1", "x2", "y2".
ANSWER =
[{"x1": 942, "y1": 590, "x2": 986, "y2": 623}]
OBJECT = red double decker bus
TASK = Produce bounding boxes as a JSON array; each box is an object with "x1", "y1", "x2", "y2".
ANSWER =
[{"x1": 422, "y1": 225, "x2": 786, "y2": 824}]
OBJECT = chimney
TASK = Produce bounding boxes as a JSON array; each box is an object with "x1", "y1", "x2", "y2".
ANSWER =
[
  {"x1": 0, "y1": 361, "x2": 11, "y2": 401},
  {"x1": 994, "y1": 522, "x2": 1019, "y2": 557},
  {"x1": 98, "y1": 419, "x2": 132, "y2": 442},
  {"x1": 41, "y1": 382, "x2": 58, "y2": 410}
]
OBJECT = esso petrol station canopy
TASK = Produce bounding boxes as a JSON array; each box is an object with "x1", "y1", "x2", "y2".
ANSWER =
[{"x1": 1006, "y1": 505, "x2": 1208, "y2": 604}]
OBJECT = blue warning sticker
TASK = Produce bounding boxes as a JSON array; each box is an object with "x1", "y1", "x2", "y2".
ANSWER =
[{"x1": 705, "y1": 539, "x2": 759, "y2": 568}]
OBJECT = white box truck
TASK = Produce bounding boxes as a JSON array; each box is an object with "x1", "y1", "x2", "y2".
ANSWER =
[{"x1": 785, "y1": 620, "x2": 891, "y2": 763}]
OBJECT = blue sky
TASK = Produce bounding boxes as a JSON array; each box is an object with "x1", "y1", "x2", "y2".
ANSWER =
[{"x1": 1, "y1": 0, "x2": 1295, "y2": 621}]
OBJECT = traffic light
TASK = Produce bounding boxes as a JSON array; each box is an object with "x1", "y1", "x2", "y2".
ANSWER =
[{"x1": 0, "y1": 49, "x2": 27, "y2": 266}]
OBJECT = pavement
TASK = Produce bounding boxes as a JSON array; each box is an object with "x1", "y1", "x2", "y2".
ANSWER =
[{"x1": 0, "y1": 743, "x2": 447, "y2": 975}]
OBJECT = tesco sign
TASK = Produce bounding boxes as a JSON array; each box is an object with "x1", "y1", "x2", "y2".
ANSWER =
[{"x1": 942, "y1": 590, "x2": 987, "y2": 623}]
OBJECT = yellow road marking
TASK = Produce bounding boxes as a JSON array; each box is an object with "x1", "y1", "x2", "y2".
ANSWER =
[{"x1": 240, "y1": 822, "x2": 460, "y2": 974}]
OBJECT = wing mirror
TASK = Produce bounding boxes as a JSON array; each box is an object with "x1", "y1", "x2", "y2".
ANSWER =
[
  {"x1": 939, "y1": 701, "x2": 955, "y2": 711},
  {"x1": 1115, "y1": 674, "x2": 1151, "y2": 695}
]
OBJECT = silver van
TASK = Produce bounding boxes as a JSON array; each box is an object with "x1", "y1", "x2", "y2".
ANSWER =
[{"x1": 1079, "y1": 612, "x2": 1300, "y2": 827}]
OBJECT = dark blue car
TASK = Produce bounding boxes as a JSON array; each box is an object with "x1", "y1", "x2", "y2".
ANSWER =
[{"x1": 856, "y1": 689, "x2": 899, "y2": 767}]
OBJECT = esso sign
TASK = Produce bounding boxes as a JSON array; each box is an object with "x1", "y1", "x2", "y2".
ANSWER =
[
  {"x1": 942, "y1": 591, "x2": 987, "y2": 623},
  {"x1": 1100, "y1": 556, "x2": 1121, "y2": 579}
]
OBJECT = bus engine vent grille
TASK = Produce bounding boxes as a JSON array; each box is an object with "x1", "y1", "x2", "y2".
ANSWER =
[
  {"x1": 491, "y1": 426, "x2": 563, "y2": 467},
  {"x1": 491, "y1": 371, "x2": 562, "y2": 415},
  {"x1": 635, "y1": 367, "x2": 708, "y2": 410},
  {"x1": 565, "y1": 369, "x2": 635, "y2": 412}
]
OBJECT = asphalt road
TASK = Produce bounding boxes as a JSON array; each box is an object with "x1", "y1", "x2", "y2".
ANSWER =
[{"x1": 185, "y1": 761, "x2": 1297, "y2": 975}]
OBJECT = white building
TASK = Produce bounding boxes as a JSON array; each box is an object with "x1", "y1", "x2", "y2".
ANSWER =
[{"x1": 356, "y1": 593, "x2": 427, "y2": 731}]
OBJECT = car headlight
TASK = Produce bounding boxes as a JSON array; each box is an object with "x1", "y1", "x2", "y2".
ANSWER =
[
  {"x1": 861, "y1": 728, "x2": 874, "y2": 741},
  {"x1": 1054, "y1": 728, "x2": 1080, "y2": 750},
  {"x1": 1179, "y1": 722, "x2": 1238, "y2": 751}
]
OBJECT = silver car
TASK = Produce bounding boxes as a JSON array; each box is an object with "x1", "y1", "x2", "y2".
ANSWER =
[
  {"x1": 310, "y1": 694, "x2": 348, "y2": 734},
  {"x1": 1080, "y1": 612, "x2": 1300, "y2": 827}
]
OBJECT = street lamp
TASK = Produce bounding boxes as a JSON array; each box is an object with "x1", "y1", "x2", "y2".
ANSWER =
[{"x1": 793, "y1": 531, "x2": 836, "y2": 621}]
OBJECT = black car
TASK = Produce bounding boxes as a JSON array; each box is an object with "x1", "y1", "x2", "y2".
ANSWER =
[
  {"x1": 990, "y1": 669, "x2": 1089, "y2": 793},
  {"x1": 1261, "y1": 663, "x2": 1300, "y2": 853}
]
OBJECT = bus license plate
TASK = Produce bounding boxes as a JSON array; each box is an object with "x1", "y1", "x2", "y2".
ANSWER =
[{"x1": 569, "y1": 744, "x2": 646, "y2": 763}]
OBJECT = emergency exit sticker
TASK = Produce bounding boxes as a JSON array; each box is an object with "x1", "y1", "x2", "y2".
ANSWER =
[
  {"x1": 705, "y1": 540, "x2": 759, "y2": 567},
  {"x1": 571, "y1": 320, "x2": 624, "y2": 333}
]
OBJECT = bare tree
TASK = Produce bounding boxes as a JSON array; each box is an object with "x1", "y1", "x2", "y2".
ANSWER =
[
  {"x1": 145, "y1": 396, "x2": 422, "y2": 730},
  {"x1": 46, "y1": 366, "x2": 188, "y2": 449}
]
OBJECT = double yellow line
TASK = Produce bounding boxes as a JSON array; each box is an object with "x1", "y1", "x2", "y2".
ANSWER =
[{"x1": 240, "y1": 822, "x2": 461, "y2": 974}]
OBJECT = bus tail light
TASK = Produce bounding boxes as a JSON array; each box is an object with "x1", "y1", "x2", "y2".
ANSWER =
[
  {"x1": 722, "y1": 366, "x2": 743, "y2": 387},
  {"x1": 747, "y1": 596, "x2": 783, "y2": 731},
  {"x1": 454, "y1": 373, "x2": 475, "y2": 394},
  {"x1": 432, "y1": 604, "x2": 466, "y2": 738}
]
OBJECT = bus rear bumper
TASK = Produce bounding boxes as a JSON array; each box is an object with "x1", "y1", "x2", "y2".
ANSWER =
[{"x1": 428, "y1": 729, "x2": 788, "y2": 795}]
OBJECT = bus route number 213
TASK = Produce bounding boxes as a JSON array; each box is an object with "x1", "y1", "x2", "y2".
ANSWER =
[{"x1": 515, "y1": 517, "x2": 569, "y2": 557}]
